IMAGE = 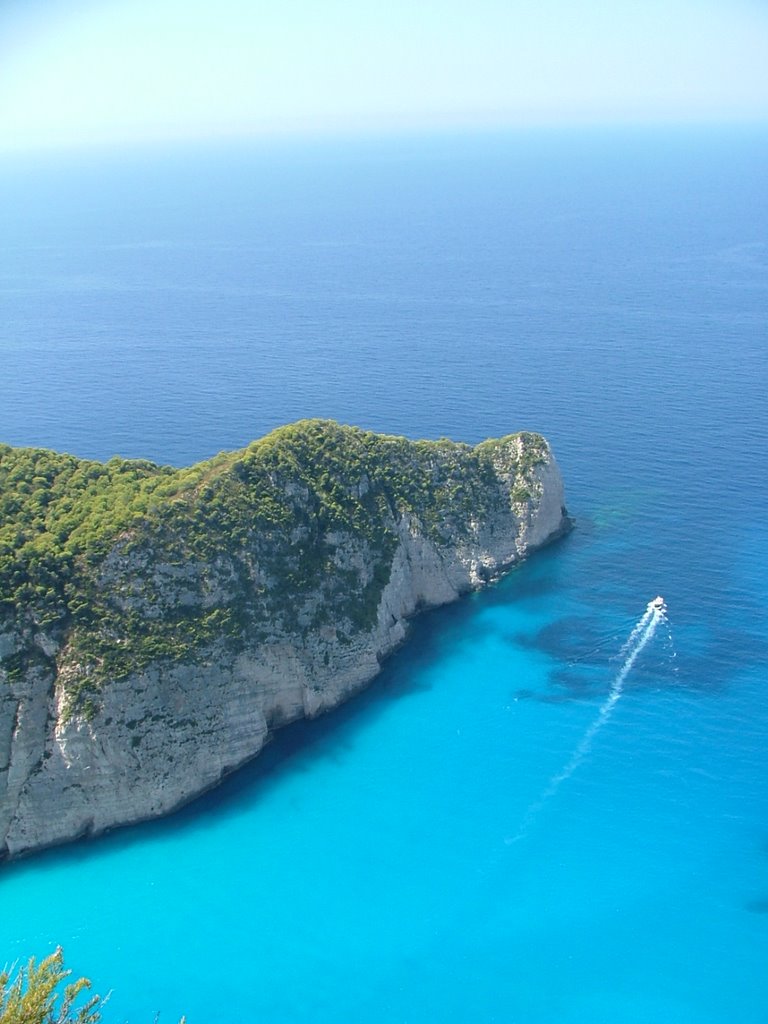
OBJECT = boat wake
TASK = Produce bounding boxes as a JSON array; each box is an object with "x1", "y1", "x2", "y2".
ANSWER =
[{"x1": 508, "y1": 596, "x2": 669, "y2": 843}]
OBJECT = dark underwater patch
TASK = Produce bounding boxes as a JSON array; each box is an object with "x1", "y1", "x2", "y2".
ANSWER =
[
  {"x1": 513, "y1": 687, "x2": 582, "y2": 704},
  {"x1": 512, "y1": 615, "x2": 612, "y2": 663}
]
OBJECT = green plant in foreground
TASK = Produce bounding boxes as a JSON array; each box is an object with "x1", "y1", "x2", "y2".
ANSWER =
[
  {"x1": 0, "y1": 950, "x2": 185, "y2": 1024},
  {"x1": 0, "y1": 949, "x2": 101, "y2": 1024}
]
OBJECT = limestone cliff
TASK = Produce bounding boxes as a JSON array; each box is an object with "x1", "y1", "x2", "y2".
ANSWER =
[{"x1": 0, "y1": 420, "x2": 568, "y2": 859}]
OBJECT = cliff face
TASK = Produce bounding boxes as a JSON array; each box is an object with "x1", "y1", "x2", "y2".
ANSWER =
[{"x1": 0, "y1": 421, "x2": 568, "y2": 859}]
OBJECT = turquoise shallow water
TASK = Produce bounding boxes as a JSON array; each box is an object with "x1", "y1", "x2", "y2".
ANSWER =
[{"x1": 0, "y1": 127, "x2": 767, "y2": 1021}]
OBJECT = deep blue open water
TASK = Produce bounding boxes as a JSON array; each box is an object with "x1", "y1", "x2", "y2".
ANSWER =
[{"x1": 1, "y1": 126, "x2": 766, "y2": 1022}]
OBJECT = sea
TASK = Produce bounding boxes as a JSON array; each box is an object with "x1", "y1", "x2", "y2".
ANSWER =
[{"x1": 0, "y1": 125, "x2": 766, "y2": 1023}]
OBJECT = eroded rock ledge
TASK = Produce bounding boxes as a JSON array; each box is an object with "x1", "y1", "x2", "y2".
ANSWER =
[{"x1": 0, "y1": 420, "x2": 569, "y2": 859}]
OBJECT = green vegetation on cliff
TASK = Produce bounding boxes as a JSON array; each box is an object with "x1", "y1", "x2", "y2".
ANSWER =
[{"x1": 0, "y1": 420, "x2": 549, "y2": 710}]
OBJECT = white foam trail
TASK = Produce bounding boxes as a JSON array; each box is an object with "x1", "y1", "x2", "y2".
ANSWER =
[
  {"x1": 509, "y1": 597, "x2": 667, "y2": 843},
  {"x1": 618, "y1": 602, "x2": 656, "y2": 658}
]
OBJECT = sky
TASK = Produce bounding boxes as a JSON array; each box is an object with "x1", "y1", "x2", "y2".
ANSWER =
[{"x1": 0, "y1": 0, "x2": 767, "y2": 151}]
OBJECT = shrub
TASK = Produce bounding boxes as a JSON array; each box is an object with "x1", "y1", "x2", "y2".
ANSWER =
[{"x1": 0, "y1": 949, "x2": 185, "y2": 1024}]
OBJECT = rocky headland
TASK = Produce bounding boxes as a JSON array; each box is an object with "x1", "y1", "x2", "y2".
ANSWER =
[{"x1": 0, "y1": 420, "x2": 568, "y2": 859}]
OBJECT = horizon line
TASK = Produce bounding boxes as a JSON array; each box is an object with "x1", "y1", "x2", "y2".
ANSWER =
[{"x1": 2, "y1": 112, "x2": 768, "y2": 158}]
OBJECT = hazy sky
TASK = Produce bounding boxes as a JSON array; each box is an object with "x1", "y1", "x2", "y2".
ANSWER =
[{"x1": 1, "y1": 0, "x2": 767, "y2": 150}]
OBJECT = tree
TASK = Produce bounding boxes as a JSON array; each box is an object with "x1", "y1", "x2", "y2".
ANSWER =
[
  {"x1": 0, "y1": 950, "x2": 185, "y2": 1024},
  {"x1": 0, "y1": 948, "x2": 101, "y2": 1024}
]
